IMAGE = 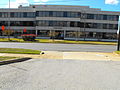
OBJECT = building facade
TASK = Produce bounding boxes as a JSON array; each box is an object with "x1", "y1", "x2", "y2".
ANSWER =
[{"x1": 0, "y1": 5, "x2": 120, "y2": 41}]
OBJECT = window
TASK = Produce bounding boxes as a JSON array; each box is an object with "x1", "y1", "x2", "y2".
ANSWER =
[
  {"x1": 103, "y1": 15, "x2": 107, "y2": 20},
  {"x1": 63, "y1": 12, "x2": 67, "y2": 17},
  {"x1": 23, "y1": 12, "x2": 27, "y2": 17},
  {"x1": 95, "y1": 14, "x2": 102, "y2": 20},
  {"x1": 10, "y1": 12, "x2": 14, "y2": 17},
  {"x1": 103, "y1": 24, "x2": 108, "y2": 29},
  {"x1": 87, "y1": 14, "x2": 94, "y2": 19},
  {"x1": 49, "y1": 11, "x2": 53, "y2": 17},
  {"x1": 85, "y1": 23, "x2": 93, "y2": 28},
  {"x1": 70, "y1": 21, "x2": 75, "y2": 27},
  {"x1": 0, "y1": 12, "x2": 2, "y2": 17},
  {"x1": 108, "y1": 24, "x2": 113, "y2": 29}
]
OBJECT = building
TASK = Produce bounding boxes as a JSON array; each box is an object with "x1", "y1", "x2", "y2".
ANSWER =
[{"x1": 0, "y1": 5, "x2": 120, "y2": 41}]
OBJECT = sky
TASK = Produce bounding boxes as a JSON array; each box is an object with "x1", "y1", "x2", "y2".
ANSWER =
[{"x1": 0, "y1": 0, "x2": 120, "y2": 12}]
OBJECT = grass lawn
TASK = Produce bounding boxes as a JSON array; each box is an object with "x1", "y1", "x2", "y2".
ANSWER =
[
  {"x1": 0, "y1": 48, "x2": 41, "y2": 54},
  {"x1": 115, "y1": 51, "x2": 120, "y2": 55},
  {"x1": 0, "y1": 38, "x2": 117, "y2": 45},
  {"x1": 36, "y1": 39, "x2": 117, "y2": 45},
  {"x1": 0, "y1": 56, "x2": 18, "y2": 61}
]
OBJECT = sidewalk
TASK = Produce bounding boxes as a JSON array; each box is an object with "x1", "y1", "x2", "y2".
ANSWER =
[{"x1": 0, "y1": 51, "x2": 120, "y2": 61}]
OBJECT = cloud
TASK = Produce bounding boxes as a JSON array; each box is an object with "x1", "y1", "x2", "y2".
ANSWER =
[
  {"x1": 6, "y1": 0, "x2": 29, "y2": 8},
  {"x1": 34, "y1": 0, "x2": 49, "y2": 2},
  {"x1": 105, "y1": 0, "x2": 119, "y2": 5}
]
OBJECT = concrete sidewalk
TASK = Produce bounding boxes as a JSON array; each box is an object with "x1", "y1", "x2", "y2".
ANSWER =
[{"x1": 0, "y1": 51, "x2": 120, "y2": 61}]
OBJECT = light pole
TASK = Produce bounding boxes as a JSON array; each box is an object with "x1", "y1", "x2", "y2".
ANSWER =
[{"x1": 8, "y1": 0, "x2": 10, "y2": 40}]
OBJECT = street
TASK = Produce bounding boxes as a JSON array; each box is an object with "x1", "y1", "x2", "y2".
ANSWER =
[
  {"x1": 0, "y1": 42, "x2": 117, "y2": 52},
  {"x1": 0, "y1": 59, "x2": 120, "y2": 90}
]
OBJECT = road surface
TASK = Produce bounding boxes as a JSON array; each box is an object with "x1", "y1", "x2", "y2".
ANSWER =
[{"x1": 0, "y1": 42, "x2": 117, "y2": 52}]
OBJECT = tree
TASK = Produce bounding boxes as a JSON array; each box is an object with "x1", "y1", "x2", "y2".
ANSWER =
[
  {"x1": 2, "y1": 30, "x2": 13, "y2": 40},
  {"x1": 49, "y1": 30, "x2": 56, "y2": 41}
]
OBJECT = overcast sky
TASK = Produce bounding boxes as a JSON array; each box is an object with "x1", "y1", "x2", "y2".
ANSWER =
[{"x1": 0, "y1": 0, "x2": 120, "y2": 11}]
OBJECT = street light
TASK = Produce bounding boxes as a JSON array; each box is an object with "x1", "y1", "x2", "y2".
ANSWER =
[{"x1": 8, "y1": 0, "x2": 10, "y2": 40}]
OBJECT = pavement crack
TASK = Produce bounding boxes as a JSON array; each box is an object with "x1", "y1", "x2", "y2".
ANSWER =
[{"x1": 9, "y1": 65, "x2": 28, "y2": 71}]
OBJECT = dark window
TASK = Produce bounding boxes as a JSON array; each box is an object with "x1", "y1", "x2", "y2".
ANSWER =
[
  {"x1": 23, "y1": 12, "x2": 27, "y2": 17},
  {"x1": 108, "y1": 24, "x2": 113, "y2": 29},
  {"x1": 0, "y1": 12, "x2": 2, "y2": 17},
  {"x1": 49, "y1": 21, "x2": 53, "y2": 26},
  {"x1": 103, "y1": 24, "x2": 108, "y2": 29},
  {"x1": 103, "y1": 15, "x2": 107, "y2": 20},
  {"x1": 114, "y1": 24, "x2": 118, "y2": 29},
  {"x1": 87, "y1": 14, "x2": 94, "y2": 19},
  {"x1": 95, "y1": 14, "x2": 102, "y2": 20},
  {"x1": 63, "y1": 12, "x2": 67, "y2": 17},
  {"x1": 85, "y1": 23, "x2": 93, "y2": 28},
  {"x1": 77, "y1": 12, "x2": 81, "y2": 18},
  {"x1": 36, "y1": 11, "x2": 39, "y2": 17},
  {"x1": 77, "y1": 22, "x2": 84, "y2": 28},
  {"x1": 70, "y1": 21, "x2": 75, "y2": 27},
  {"x1": 93, "y1": 23, "x2": 97, "y2": 28},
  {"x1": 49, "y1": 11, "x2": 53, "y2": 17},
  {"x1": 10, "y1": 12, "x2": 14, "y2": 17}
]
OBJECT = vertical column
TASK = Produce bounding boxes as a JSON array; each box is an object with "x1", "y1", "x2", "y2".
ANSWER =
[
  {"x1": 35, "y1": 27, "x2": 38, "y2": 36},
  {"x1": 64, "y1": 30, "x2": 66, "y2": 39}
]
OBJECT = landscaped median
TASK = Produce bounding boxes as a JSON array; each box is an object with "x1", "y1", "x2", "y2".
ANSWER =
[
  {"x1": 115, "y1": 51, "x2": 120, "y2": 55},
  {"x1": 0, "y1": 38, "x2": 117, "y2": 45},
  {"x1": 0, "y1": 48, "x2": 41, "y2": 65},
  {"x1": 0, "y1": 48, "x2": 41, "y2": 54}
]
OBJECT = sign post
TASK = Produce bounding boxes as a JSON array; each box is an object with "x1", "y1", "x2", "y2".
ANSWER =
[{"x1": 117, "y1": 24, "x2": 120, "y2": 51}]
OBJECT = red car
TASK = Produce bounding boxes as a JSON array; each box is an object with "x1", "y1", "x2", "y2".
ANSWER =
[{"x1": 21, "y1": 34, "x2": 37, "y2": 41}]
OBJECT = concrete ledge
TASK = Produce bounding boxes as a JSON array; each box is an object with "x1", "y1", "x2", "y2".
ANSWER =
[{"x1": 0, "y1": 58, "x2": 32, "y2": 66}]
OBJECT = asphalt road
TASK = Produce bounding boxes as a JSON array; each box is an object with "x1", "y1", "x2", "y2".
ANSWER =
[
  {"x1": 0, "y1": 59, "x2": 120, "y2": 90},
  {"x1": 0, "y1": 42, "x2": 117, "y2": 52}
]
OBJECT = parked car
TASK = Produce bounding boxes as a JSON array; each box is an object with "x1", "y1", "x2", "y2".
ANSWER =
[{"x1": 21, "y1": 34, "x2": 37, "y2": 41}]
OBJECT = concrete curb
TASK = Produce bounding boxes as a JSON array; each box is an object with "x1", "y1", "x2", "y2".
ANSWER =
[{"x1": 0, "y1": 57, "x2": 32, "y2": 66}]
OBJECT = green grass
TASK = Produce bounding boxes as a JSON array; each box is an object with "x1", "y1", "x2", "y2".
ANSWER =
[
  {"x1": 0, "y1": 38, "x2": 117, "y2": 45},
  {"x1": 36, "y1": 39, "x2": 116, "y2": 45},
  {"x1": 115, "y1": 51, "x2": 120, "y2": 55},
  {"x1": 0, "y1": 48, "x2": 41, "y2": 54},
  {"x1": 0, "y1": 56, "x2": 18, "y2": 61}
]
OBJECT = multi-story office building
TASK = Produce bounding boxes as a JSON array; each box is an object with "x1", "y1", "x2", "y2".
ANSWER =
[{"x1": 0, "y1": 5, "x2": 120, "y2": 41}]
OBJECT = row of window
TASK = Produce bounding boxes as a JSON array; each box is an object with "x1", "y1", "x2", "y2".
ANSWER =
[
  {"x1": 0, "y1": 12, "x2": 119, "y2": 21},
  {"x1": 0, "y1": 21, "x2": 35, "y2": 26},
  {"x1": 0, "y1": 12, "x2": 35, "y2": 18},
  {"x1": 0, "y1": 21, "x2": 118, "y2": 30},
  {"x1": 36, "y1": 11, "x2": 119, "y2": 21},
  {"x1": 36, "y1": 20, "x2": 118, "y2": 30}
]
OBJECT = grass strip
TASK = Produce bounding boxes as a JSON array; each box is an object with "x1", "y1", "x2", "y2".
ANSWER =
[
  {"x1": 0, "y1": 38, "x2": 117, "y2": 45},
  {"x1": 0, "y1": 56, "x2": 17, "y2": 61},
  {"x1": 0, "y1": 48, "x2": 41, "y2": 54},
  {"x1": 115, "y1": 51, "x2": 120, "y2": 55},
  {"x1": 36, "y1": 39, "x2": 116, "y2": 45}
]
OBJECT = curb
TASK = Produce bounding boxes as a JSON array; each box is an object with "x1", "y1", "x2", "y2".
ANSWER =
[{"x1": 0, "y1": 57, "x2": 32, "y2": 66}]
